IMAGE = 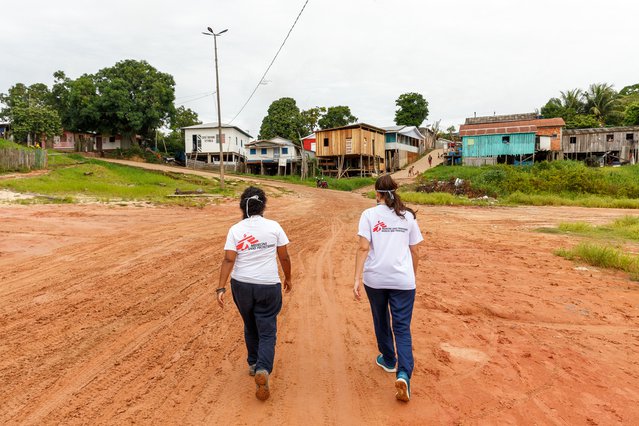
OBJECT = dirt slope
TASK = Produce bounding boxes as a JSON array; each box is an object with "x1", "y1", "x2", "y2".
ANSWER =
[{"x1": 1, "y1": 187, "x2": 638, "y2": 425}]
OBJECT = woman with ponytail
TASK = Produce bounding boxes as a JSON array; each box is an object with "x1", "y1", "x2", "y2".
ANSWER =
[
  {"x1": 353, "y1": 174, "x2": 423, "y2": 402},
  {"x1": 216, "y1": 186, "x2": 292, "y2": 401}
]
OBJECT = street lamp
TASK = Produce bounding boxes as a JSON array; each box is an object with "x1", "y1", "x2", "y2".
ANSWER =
[{"x1": 202, "y1": 27, "x2": 228, "y2": 189}]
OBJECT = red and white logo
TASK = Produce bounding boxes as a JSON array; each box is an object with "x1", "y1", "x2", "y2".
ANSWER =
[
  {"x1": 372, "y1": 221, "x2": 387, "y2": 232},
  {"x1": 236, "y1": 234, "x2": 259, "y2": 251}
]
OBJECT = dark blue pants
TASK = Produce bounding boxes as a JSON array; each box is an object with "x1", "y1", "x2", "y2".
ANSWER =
[
  {"x1": 231, "y1": 279, "x2": 282, "y2": 374},
  {"x1": 364, "y1": 285, "x2": 415, "y2": 378}
]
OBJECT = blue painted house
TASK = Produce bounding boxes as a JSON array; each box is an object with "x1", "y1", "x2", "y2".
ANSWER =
[{"x1": 459, "y1": 114, "x2": 565, "y2": 166}]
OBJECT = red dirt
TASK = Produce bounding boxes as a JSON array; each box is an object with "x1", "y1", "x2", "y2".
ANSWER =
[{"x1": 1, "y1": 186, "x2": 638, "y2": 425}]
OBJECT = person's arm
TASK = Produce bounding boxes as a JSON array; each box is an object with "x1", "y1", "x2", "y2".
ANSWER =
[
  {"x1": 277, "y1": 245, "x2": 292, "y2": 292},
  {"x1": 409, "y1": 243, "x2": 422, "y2": 277},
  {"x1": 353, "y1": 236, "x2": 370, "y2": 300},
  {"x1": 217, "y1": 250, "x2": 237, "y2": 308}
]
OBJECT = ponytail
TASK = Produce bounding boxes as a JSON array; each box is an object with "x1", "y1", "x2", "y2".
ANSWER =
[{"x1": 375, "y1": 175, "x2": 416, "y2": 219}]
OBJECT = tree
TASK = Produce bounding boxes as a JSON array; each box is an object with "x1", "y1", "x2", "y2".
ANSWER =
[
  {"x1": 318, "y1": 106, "x2": 357, "y2": 130},
  {"x1": 565, "y1": 114, "x2": 600, "y2": 129},
  {"x1": 11, "y1": 105, "x2": 62, "y2": 145},
  {"x1": 92, "y1": 59, "x2": 176, "y2": 146},
  {"x1": 624, "y1": 102, "x2": 639, "y2": 126},
  {"x1": 258, "y1": 97, "x2": 304, "y2": 142},
  {"x1": 620, "y1": 84, "x2": 639, "y2": 97},
  {"x1": 584, "y1": 83, "x2": 620, "y2": 126},
  {"x1": 559, "y1": 88, "x2": 585, "y2": 113},
  {"x1": 300, "y1": 106, "x2": 326, "y2": 134},
  {"x1": 446, "y1": 125, "x2": 456, "y2": 139},
  {"x1": 394, "y1": 92, "x2": 429, "y2": 127},
  {"x1": 0, "y1": 82, "x2": 55, "y2": 120},
  {"x1": 164, "y1": 106, "x2": 202, "y2": 154}
]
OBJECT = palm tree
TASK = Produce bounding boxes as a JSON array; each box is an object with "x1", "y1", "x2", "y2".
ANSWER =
[
  {"x1": 559, "y1": 88, "x2": 585, "y2": 113},
  {"x1": 584, "y1": 83, "x2": 618, "y2": 126}
]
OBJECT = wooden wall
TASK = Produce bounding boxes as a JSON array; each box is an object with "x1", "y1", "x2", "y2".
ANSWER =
[
  {"x1": 562, "y1": 129, "x2": 639, "y2": 154},
  {"x1": 315, "y1": 126, "x2": 386, "y2": 159}
]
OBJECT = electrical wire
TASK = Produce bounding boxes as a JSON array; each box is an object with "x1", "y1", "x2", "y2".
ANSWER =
[{"x1": 228, "y1": 0, "x2": 310, "y2": 124}]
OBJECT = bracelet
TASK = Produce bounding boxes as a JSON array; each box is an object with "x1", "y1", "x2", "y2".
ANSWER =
[{"x1": 215, "y1": 287, "x2": 227, "y2": 294}]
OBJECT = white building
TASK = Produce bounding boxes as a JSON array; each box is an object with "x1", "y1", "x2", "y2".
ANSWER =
[
  {"x1": 183, "y1": 123, "x2": 253, "y2": 166},
  {"x1": 383, "y1": 125, "x2": 425, "y2": 171},
  {"x1": 245, "y1": 137, "x2": 302, "y2": 175}
]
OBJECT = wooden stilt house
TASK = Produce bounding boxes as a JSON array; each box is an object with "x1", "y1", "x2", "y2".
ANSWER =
[{"x1": 315, "y1": 123, "x2": 386, "y2": 177}]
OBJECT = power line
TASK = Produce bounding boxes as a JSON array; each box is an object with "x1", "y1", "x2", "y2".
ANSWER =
[
  {"x1": 175, "y1": 91, "x2": 215, "y2": 101},
  {"x1": 229, "y1": 0, "x2": 310, "y2": 124},
  {"x1": 176, "y1": 92, "x2": 216, "y2": 105}
]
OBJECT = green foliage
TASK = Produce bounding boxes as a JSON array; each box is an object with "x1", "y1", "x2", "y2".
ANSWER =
[
  {"x1": 584, "y1": 83, "x2": 621, "y2": 126},
  {"x1": 555, "y1": 242, "x2": 639, "y2": 275},
  {"x1": 542, "y1": 216, "x2": 639, "y2": 241},
  {"x1": 317, "y1": 106, "x2": 357, "y2": 129},
  {"x1": 394, "y1": 92, "x2": 429, "y2": 127},
  {"x1": 565, "y1": 114, "x2": 600, "y2": 129},
  {"x1": 623, "y1": 102, "x2": 639, "y2": 126},
  {"x1": 259, "y1": 97, "x2": 304, "y2": 142},
  {"x1": 300, "y1": 106, "x2": 326, "y2": 134},
  {"x1": 11, "y1": 105, "x2": 62, "y2": 143},
  {"x1": 418, "y1": 161, "x2": 639, "y2": 208},
  {"x1": 400, "y1": 191, "x2": 488, "y2": 206},
  {"x1": 170, "y1": 106, "x2": 201, "y2": 131},
  {"x1": 160, "y1": 105, "x2": 202, "y2": 155},
  {"x1": 92, "y1": 60, "x2": 176, "y2": 139}
]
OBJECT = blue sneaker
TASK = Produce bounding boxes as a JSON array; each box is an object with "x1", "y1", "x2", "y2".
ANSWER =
[
  {"x1": 255, "y1": 369, "x2": 270, "y2": 401},
  {"x1": 376, "y1": 354, "x2": 397, "y2": 373},
  {"x1": 248, "y1": 364, "x2": 256, "y2": 376},
  {"x1": 395, "y1": 371, "x2": 410, "y2": 402}
]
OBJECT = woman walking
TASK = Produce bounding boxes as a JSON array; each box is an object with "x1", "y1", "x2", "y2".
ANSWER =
[
  {"x1": 353, "y1": 175, "x2": 423, "y2": 402},
  {"x1": 217, "y1": 186, "x2": 292, "y2": 401}
]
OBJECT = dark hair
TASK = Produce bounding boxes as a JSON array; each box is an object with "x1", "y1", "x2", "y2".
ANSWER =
[
  {"x1": 375, "y1": 174, "x2": 416, "y2": 219},
  {"x1": 240, "y1": 186, "x2": 266, "y2": 219}
]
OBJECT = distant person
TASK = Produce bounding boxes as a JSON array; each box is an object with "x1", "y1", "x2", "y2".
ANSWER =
[
  {"x1": 216, "y1": 186, "x2": 292, "y2": 401},
  {"x1": 353, "y1": 175, "x2": 424, "y2": 402},
  {"x1": 428, "y1": 154, "x2": 433, "y2": 167}
]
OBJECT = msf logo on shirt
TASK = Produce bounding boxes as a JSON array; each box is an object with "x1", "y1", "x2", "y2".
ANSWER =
[
  {"x1": 373, "y1": 221, "x2": 387, "y2": 232},
  {"x1": 236, "y1": 234, "x2": 259, "y2": 251}
]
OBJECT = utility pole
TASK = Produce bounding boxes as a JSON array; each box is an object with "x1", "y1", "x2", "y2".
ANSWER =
[{"x1": 203, "y1": 27, "x2": 228, "y2": 188}]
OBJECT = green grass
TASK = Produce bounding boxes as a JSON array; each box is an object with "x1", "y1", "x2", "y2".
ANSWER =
[
  {"x1": 555, "y1": 242, "x2": 639, "y2": 275},
  {"x1": 237, "y1": 174, "x2": 377, "y2": 191},
  {"x1": 46, "y1": 151, "x2": 86, "y2": 168},
  {"x1": 399, "y1": 191, "x2": 493, "y2": 206},
  {"x1": 540, "y1": 215, "x2": 639, "y2": 241},
  {"x1": 0, "y1": 155, "x2": 236, "y2": 204},
  {"x1": 416, "y1": 161, "x2": 639, "y2": 208},
  {"x1": 0, "y1": 139, "x2": 28, "y2": 150}
]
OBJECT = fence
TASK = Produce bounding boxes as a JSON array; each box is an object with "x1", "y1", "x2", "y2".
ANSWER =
[{"x1": 0, "y1": 147, "x2": 48, "y2": 172}]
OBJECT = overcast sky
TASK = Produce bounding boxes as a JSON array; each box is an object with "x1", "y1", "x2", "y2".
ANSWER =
[{"x1": 2, "y1": 0, "x2": 637, "y2": 135}]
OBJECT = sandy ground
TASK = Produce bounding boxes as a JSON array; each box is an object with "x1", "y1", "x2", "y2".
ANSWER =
[{"x1": 1, "y1": 184, "x2": 639, "y2": 425}]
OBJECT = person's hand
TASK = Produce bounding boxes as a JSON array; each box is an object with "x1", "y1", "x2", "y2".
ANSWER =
[
  {"x1": 283, "y1": 278, "x2": 292, "y2": 293},
  {"x1": 217, "y1": 290, "x2": 225, "y2": 308},
  {"x1": 353, "y1": 279, "x2": 361, "y2": 301}
]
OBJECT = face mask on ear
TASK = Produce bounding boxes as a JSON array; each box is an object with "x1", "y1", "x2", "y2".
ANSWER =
[{"x1": 245, "y1": 195, "x2": 263, "y2": 218}]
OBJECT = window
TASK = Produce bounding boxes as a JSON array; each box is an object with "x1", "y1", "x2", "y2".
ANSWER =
[
  {"x1": 261, "y1": 148, "x2": 267, "y2": 155},
  {"x1": 282, "y1": 147, "x2": 288, "y2": 154},
  {"x1": 323, "y1": 138, "x2": 329, "y2": 147},
  {"x1": 570, "y1": 136, "x2": 577, "y2": 144},
  {"x1": 606, "y1": 134, "x2": 614, "y2": 142},
  {"x1": 502, "y1": 135, "x2": 510, "y2": 144},
  {"x1": 627, "y1": 133, "x2": 634, "y2": 141},
  {"x1": 241, "y1": 140, "x2": 243, "y2": 147},
  {"x1": 109, "y1": 136, "x2": 116, "y2": 143},
  {"x1": 250, "y1": 148, "x2": 256, "y2": 155}
]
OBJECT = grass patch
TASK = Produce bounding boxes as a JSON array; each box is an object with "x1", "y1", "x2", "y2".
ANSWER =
[
  {"x1": 539, "y1": 215, "x2": 639, "y2": 241},
  {"x1": 47, "y1": 151, "x2": 86, "y2": 168},
  {"x1": 400, "y1": 191, "x2": 492, "y2": 206},
  {"x1": 0, "y1": 157, "x2": 237, "y2": 204},
  {"x1": 238, "y1": 174, "x2": 376, "y2": 191},
  {"x1": 555, "y1": 242, "x2": 639, "y2": 274},
  {"x1": 418, "y1": 161, "x2": 639, "y2": 208}
]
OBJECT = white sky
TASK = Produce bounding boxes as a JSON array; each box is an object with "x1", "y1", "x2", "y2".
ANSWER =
[{"x1": 2, "y1": 0, "x2": 637, "y2": 135}]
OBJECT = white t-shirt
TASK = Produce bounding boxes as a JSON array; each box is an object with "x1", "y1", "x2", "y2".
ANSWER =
[
  {"x1": 224, "y1": 216, "x2": 289, "y2": 285},
  {"x1": 358, "y1": 204, "x2": 424, "y2": 290}
]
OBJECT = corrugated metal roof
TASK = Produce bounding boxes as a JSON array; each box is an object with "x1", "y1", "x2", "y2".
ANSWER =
[
  {"x1": 564, "y1": 125, "x2": 639, "y2": 135},
  {"x1": 460, "y1": 118, "x2": 565, "y2": 137},
  {"x1": 315, "y1": 122, "x2": 385, "y2": 133},
  {"x1": 181, "y1": 122, "x2": 253, "y2": 138}
]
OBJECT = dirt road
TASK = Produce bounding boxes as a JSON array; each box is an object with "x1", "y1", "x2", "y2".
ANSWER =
[{"x1": 1, "y1": 185, "x2": 638, "y2": 425}]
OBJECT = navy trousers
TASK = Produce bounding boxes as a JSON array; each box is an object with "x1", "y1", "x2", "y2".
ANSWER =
[
  {"x1": 231, "y1": 279, "x2": 282, "y2": 373},
  {"x1": 364, "y1": 285, "x2": 416, "y2": 378}
]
